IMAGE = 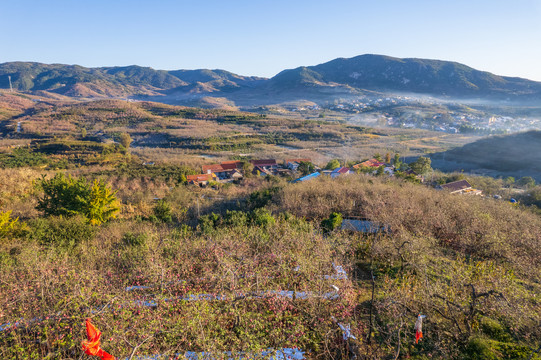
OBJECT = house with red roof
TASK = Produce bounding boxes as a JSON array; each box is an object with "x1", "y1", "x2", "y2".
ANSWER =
[
  {"x1": 202, "y1": 161, "x2": 243, "y2": 180},
  {"x1": 186, "y1": 173, "x2": 217, "y2": 186},
  {"x1": 331, "y1": 167, "x2": 352, "y2": 178},
  {"x1": 353, "y1": 159, "x2": 385, "y2": 169}
]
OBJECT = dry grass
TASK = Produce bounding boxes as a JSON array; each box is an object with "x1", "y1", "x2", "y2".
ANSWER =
[
  {"x1": 0, "y1": 169, "x2": 540, "y2": 359},
  {"x1": 272, "y1": 175, "x2": 541, "y2": 281}
]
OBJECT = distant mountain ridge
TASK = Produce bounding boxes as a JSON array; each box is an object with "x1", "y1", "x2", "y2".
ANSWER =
[
  {"x1": 2, "y1": 55, "x2": 541, "y2": 103},
  {"x1": 269, "y1": 55, "x2": 541, "y2": 99}
]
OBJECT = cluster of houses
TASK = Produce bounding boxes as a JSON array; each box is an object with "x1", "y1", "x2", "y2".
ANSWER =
[
  {"x1": 189, "y1": 157, "x2": 485, "y2": 199},
  {"x1": 187, "y1": 157, "x2": 405, "y2": 186},
  {"x1": 186, "y1": 158, "x2": 314, "y2": 185}
]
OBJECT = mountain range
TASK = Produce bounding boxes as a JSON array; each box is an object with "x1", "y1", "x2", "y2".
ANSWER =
[{"x1": 2, "y1": 54, "x2": 541, "y2": 106}]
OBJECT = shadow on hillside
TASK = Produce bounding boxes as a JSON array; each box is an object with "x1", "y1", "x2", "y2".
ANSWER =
[{"x1": 429, "y1": 130, "x2": 541, "y2": 181}]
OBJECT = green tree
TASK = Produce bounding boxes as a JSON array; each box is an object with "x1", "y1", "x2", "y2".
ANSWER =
[
  {"x1": 85, "y1": 180, "x2": 120, "y2": 225},
  {"x1": 410, "y1": 156, "x2": 432, "y2": 175},
  {"x1": 325, "y1": 159, "x2": 341, "y2": 170},
  {"x1": 81, "y1": 128, "x2": 87, "y2": 138},
  {"x1": 298, "y1": 161, "x2": 315, "y2": 176},
  {"x1": 36, "y1": 174, "x2": 119, "y2": 225},
  {"x1": 518, "y1": 176, "x2": 535, "y2": 188},
  {"x1": 321, "y1": 212, "x2": 343, "y2": 233},
  {"x1": 241, "y1": 160, "x2": 254, "y2": 178},
  {"x1": 376, "y1": 165, "x2": 385, "y2": 176},
  {"x1": 385, "y1": 152, "x2": 391, "y2": 164},
  {"x1": 504, "y1": 176, "x2": 515, "y2": 187},
  {"x1": 36, "y1": 174, "x2": 89, "y2": 217},
  {"x1": 153, "y1": 200, "x2": 173, "y2": 223},
  {"x1": 119, "y1": 132, "x2": 132, "y2": 150},
  {"x1": 393, "y1": 153, "x2": 401, "y2": 168}
]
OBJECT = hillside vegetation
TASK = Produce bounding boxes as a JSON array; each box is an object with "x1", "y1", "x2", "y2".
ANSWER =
[
  {"x1": 0, "y1": 95, "x2": 476, "y2": 166},
  {"x1": 0, "y1": 169, "x2": 540, "y2": 359}
]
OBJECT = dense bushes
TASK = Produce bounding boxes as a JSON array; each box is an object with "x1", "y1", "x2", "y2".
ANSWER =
[
  {"x1": 0, "y1": 148, "x2": 50, "y2": 168},
  {"x1": 198, "y1": 209, "x2": 276, "y2": 232},
  {"x1": 246, "y1": 186, "x2": 280, "y2": 209},
  {"x1": 36, "y1": 173, "x2": 119, "y2": 225},
  {"x1": 273, "y1": 176, "x2": 541, "y2": 281},
  {"x1": 27, "y1": 215, "x2": 96, "y2": 248},
  {"x1": 97, "y1": 163, "x2": 198, "y2": 184}
]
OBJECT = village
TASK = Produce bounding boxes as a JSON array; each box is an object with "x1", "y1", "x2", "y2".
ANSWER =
[
  {"x1": 187, "y1": 157, "x2": 399, "y2": 186},
  {"x1": 318, "y1": 95, "x2": 541, "y2": 134},
  {"x1": 186, "y1": 156, "x2": 484, "y2": 197}
]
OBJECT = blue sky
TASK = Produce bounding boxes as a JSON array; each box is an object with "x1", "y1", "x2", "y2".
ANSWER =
[{"x1": 2, "y1": 0, "x2": 541, "y2": 80}]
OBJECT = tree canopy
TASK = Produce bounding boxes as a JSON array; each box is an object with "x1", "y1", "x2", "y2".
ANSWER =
[
  {"x1": 325, "y1": 159, "x2": 341, "y2": 170},
  {"x1": 36, "y1": 173, "x2": 119, "y2": 225},
  {"x1": 410, "y1": 156, "x2": 432, "y2": 175}
]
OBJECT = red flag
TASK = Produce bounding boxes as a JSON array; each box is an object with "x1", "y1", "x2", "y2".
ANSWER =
[
  {"x1": 82, "y1": 318, "x2": 115, "y2": 360},
  {"x1": 415, "y1": 328, "x2": 423, "y2": 344}
]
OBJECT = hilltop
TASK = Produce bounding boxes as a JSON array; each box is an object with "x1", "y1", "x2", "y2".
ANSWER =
[{"x1": 270, "y1": 54, "x2": 541, "y2": 100}]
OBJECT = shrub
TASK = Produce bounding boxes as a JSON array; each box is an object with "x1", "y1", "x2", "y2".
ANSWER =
[
  {"x1": 321, "y1": 212, "x2": 343, "y2": 233},
  {"x1": 247, "y1": 187, "x2": 280, "y2": 210},
  {"x1": 198, "y1": 212, "x2": 221, "y2": 233},
  {"x1": 480, "y1": 317, "x2": 511, "y2": 342},
  {"x1": 122, "y1": 232, "x2": 148, "y2": 247},
  {"x1": 0, "y1": 210, "x2": 19, "y2": 240},
  {"x1": 465, "y1": 337, "x2": 499, "y2": 360},
  {"x1": 153, "y1": 200, "x2": 173, "y2": 223},
  {"x1": 223, "y1": 210, "x2": 248, "y2": 227},
  {"x1": 27, "y1": 215, "x2": 95, "y2": 248},
  {"x1": 249, "y1": 208, "x2": 275, "y2": 227}
]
